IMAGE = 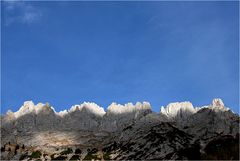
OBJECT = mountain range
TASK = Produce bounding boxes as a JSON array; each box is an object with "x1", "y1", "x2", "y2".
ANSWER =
[{"x1": 1, "y1": 98, "x2": 239, "y2": 160}]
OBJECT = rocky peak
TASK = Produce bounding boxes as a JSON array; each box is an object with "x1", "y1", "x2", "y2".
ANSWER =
[
  {"x1": 13, "y1": 101, "x2": 56, "y2": 118},
  {"x1": 57, "y1": 109, "x2": 68, "y2": 117},
  {"x1": 68, "y1": 102, "x2": 106, "y2": 117},
  {"x1": 106, "y1": 102, "x2": 151, "y2": 115},
  {"x1": 14, "y1": 101, "x2": 35, "y2": 118},
  {"x1": 212, "y1": 98, "x2": 224, "y2": 107},
  {"x1": 210, "y1": 98, "x2": 229, "y2": 112},
  {"x1": 35, "y1": 102, "x2": 55, "y2": 115},
  {"x1": 160, "y1": 101, "x2": 196, "y2": 119}
]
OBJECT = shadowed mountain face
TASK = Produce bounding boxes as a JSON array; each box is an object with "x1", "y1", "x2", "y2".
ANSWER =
[{"x1": 1, "y1": 99, "x2": 239, "y2": 160}]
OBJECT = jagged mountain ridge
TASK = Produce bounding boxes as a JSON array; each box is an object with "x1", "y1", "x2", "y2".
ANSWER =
[
  {"x1": 1, "y1": 98, "x2": 239, "y2": 160},
  {"x1": 1, "y1": 99, "x2": 238, "y2": 142},
  {"x1": 2, "y1": 98, "x2": 231, "y2": 124}
]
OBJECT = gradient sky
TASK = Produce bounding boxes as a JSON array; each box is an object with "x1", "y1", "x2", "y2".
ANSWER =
[{"x1": 1, "y1": 1, "x2": 239, "y2": 114}]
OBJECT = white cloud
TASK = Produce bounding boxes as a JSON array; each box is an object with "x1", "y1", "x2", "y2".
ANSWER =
[{"x1": 3, "y1": 1, "x2": 42, "y2": 26}]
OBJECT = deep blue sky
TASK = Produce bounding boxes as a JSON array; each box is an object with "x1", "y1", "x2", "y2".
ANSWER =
[{"x1": 1, "y1": 1, "x2": 239, "y2": 114}]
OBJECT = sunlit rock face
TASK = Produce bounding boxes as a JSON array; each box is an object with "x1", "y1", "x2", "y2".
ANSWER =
[
  {"x1": 14, "y1": 101, "x2": 35, "y2": 118},
  {"x1": 160, "y1": 101, "x2": 197, "y2": 120},
  {"x1": 212, "y1": 98, "x2": 224, "y2": 107},
  {"x1": 208, "y1": 98, "x2": 230, "y2": 112}
]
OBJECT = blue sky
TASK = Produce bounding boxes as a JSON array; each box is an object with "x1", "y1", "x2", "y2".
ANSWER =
[{"x1": 1, "y1": 1, "x2": 239, "y2": 114}]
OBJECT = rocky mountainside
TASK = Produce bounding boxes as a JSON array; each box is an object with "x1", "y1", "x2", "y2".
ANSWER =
[{"x1": 1, "y1": 98, "x2": 239, "y2": 160}]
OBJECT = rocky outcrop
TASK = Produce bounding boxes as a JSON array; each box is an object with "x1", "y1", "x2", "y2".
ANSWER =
[
  {"x1": 101, "y1": 102, "x2": 151, "y2": 132},
  {"x1": 160, "y1": 101, "x2": 196, "y2": 121},
  {"x1": 179, "y1": 106, "x2": 239, "y2": 140},
  {"x1": 60, "y1": 102, "x2": 105, "y2": 131},
  {"x1": 209, "y1": 98, "x2": 230, "y2": 112},
  {"x1": 212, "y1": 98, "x2": 225, "y2": 107}
]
